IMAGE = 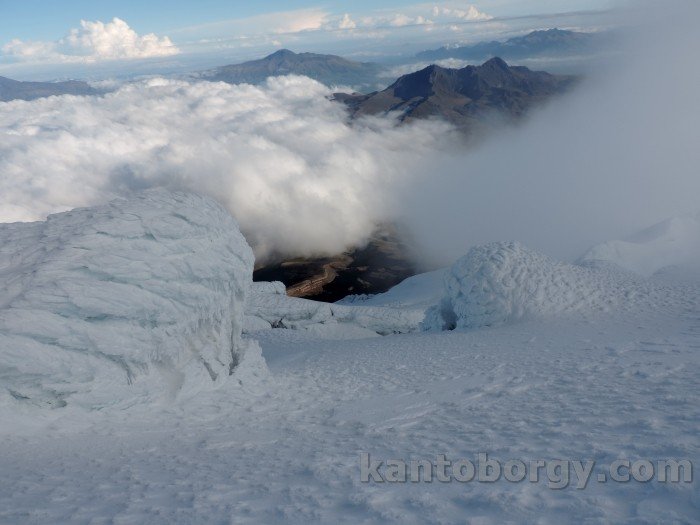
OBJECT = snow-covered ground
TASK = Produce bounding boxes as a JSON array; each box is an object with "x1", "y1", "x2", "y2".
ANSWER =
[
  {"x1": 337, "y1": 268, "x2": 446, "y2": 310},
  {"x1": 1, "y1": 304, "x2": 698, "y2": 523},
  {"x1": 0, "y1": 198, "x2": 698, "y2": 524}
]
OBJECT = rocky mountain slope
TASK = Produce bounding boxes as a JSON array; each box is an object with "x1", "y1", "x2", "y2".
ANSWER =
[
  {"x1": 0, "y1": 76, "x2": 96, "y2": 102},
  {"x1": 334, "y1": 57, "x2": 574, "y2": 133},
  {"x1": 253, "y1": 226, "x2": 416, "y2": 303},
  {"x1": 202, "y1": 49, "x2": 382, "y2": 88}
]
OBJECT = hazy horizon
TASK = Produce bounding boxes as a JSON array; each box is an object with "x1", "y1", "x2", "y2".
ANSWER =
[{"x1": 0, "y1": 1, "x2": 624, "y2": 81}]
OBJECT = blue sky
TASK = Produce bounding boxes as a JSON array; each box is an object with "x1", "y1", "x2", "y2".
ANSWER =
[
  {"x1": 0, "y1": 1, "x2": 621, "y2": 79},
  {"x1": 0, "y1": 1, "x2": 617, "y2": 39},
  {"x1": 0, "y1": 1, "x2": 450, "y2": 41}
]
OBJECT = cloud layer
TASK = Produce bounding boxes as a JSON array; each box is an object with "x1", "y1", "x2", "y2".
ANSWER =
[
  {"x1": 2, "y1": 18, "x2": 179, "y2": 63},
  {"x1": 1, "y1": 1, "x2": 696, "y2": 270},
  {"x1": 0, "y1": 76, "x2": 450, "y2": 260},
  {"x1": 320, "y1": 3, "x2": 492, "y2": 32},
  {"x1": 170, "y1": 3, "x2": 496, "y2": 55},
  {"x1": 399, "y1": 0, "x2": 700, "y2": 264}
]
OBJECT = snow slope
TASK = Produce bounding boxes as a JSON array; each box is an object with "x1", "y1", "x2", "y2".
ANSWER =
[
  {"x1": 337, "y1": 268, "x2": 446, "y2": 310},
  {"x1": 0, "y1": 213, "x2": 698, "y2": 523},
  {"x1": 579, "y1": 214, "x2": 700, "y2": 278},
  {"x1": 0, "y1": 302, "x2": 698, "y2": 524},
  {"x1": 423, "y1": 241, "x2": 660, "y2": 331},
  {"x1": 0, "y1": 190, "x2": 263, "y2": 410}
]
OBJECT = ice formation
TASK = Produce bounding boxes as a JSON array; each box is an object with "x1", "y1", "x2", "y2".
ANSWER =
[
  {"x1": 0, "y1": 190, "x2": 262, "y2": 409},
  {"x1": 422, "y1": 241, "x2": 653, "y2": 331}
]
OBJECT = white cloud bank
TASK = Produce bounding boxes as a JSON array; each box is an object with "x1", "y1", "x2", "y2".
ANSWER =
[
  {"x1": 355, "y1": 3, "x2": 491, "y2": 30},
  {"x1": 171, "y1": 4, "x2": 492, "y2": 47},
  {"x1": 432, "y1": 5, "x2": 493, "y2": 21},
  {"x1": 0, "y1": 76, "x2": 451, "y2": 261},
  {"x1": 271, "y1": 9, "x2": 329, "y2": 34},
  {"x1": 2, "y1": 18, "x2": 179, "y2": 63},
  {"x1": 2, "y1": 1, "x2": 695, "y2": 269},
  {"x1": 338, "y1": 14, "x2": 357, "y2": 30}
]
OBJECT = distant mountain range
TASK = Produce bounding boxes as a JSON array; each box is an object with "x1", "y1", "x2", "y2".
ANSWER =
[
  {"x1": 416, "y1": 29, "x2": 610, "y2": 62},
  {"x1": 334, "y1": 57, "x2": 573, "y2": 133},
  {"x1": 202, "y1": 49, "x2": 383, "y2": 88},
  {"x1": 0, "y1": 76, "x2": 97, "y2": 102}
]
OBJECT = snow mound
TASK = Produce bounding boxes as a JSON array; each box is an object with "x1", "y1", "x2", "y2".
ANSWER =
[
  {"x1": 0, "y1": 190, "x2": 261, "y2": 409},
  {"x1": 579, "y1": 214, "x2": 700, "y2": 278},
  {"x1": 245, "y1": 285, "x2": 424, "y2": 337},
  {"x1": 337, "y1": 268, "x2": 446, "y2": 311},
  {"x1": 423, "y1": 241, "x2": 649, "y2": 331}
]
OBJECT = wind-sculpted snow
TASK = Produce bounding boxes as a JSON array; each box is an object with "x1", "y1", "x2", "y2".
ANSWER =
[
  {"x1": 423, "y1": 241, "x2": 656, "y2": 331},
  {"x1": 0, "y1": 190, "x2": 263, "y2": 409}
]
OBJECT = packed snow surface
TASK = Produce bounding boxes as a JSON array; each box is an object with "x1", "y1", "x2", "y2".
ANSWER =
[
  {"x1": 423, "y1": 241, "x2": 660, "y2": 331},
  {"x1": 1, "y1": 299, "x2": 698, "y2": 523},
  {"x1": 1, "y1": 212, "x2": 699, "y2": 523},
  {"x1": 0, "y1": 191, "x2": 262, "y2": 409}
]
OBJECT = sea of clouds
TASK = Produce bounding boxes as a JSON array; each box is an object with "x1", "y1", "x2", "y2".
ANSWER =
[
  {"x1": 0, "y1": 76, "x2": 452, "y2": 261},
  {"x1": 1, "y1": 0, "x2": 698, "y2": 266}
]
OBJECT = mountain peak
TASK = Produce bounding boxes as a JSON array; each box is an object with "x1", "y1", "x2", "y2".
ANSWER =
[
  {"x1": 481, "y1": 56, "x2": 509, "y2": 70},
  {"x1": 267, "y1": 49, "x2": 296, "y2": 59},
  {"x1": 205, "y1": 50, "x2": 381, "y2": 88},
  {"x1": 389, "y1": 64, "x2": 449, "y2": 99},
  {"x1": 336, "y1": 59, "x2": 573, "y2": 131},
  {"x1": 421, "y1": 63, "x2": 445, "y2": 73}
]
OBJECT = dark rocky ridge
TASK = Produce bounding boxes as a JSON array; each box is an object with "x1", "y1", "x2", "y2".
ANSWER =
[
  {"x1": 0, "y1": 76, "x2": 97, "y2": 102},
  {"x1": 334, "y1": 57, "x2": 574, "y2": 134},
  {"x1": 253, "y1": 226, "x2": 417, "y2": 303},
  {"x1": 202, "y1": 49, "x2": 383, "y2": 89}
]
